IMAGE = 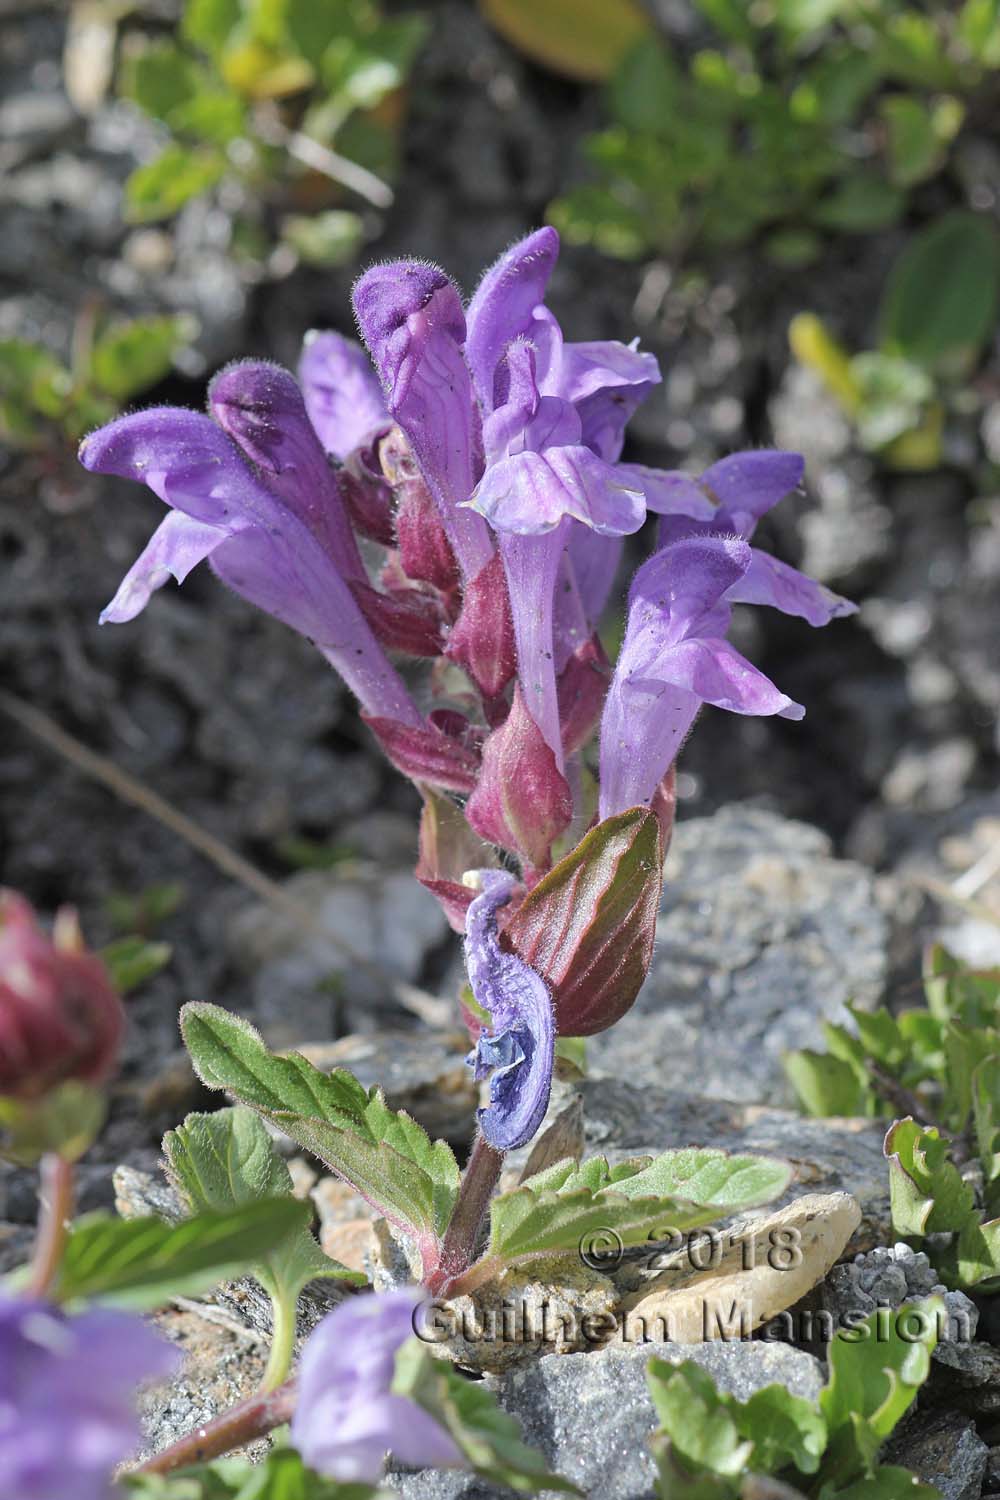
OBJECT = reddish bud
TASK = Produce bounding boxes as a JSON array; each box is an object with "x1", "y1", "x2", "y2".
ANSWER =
[
  {"x1": 0, "y1": 891, "x2": 125, "y2": 1100},
  {"x1": 381, "y1": 426, "x2": 460, "y2": 595},
  {"x1": 363, "y1": 714, "x2": 481, "y2": 793},
  {"x1": 465, "y1": 687, "x2": 572, "y2": 874},
  {"x1": 340, "y1": 459, "x2": 395, "y2": 547},
  {"x1": 557, "y1": 633, "x2": 611, "y2": 756},
  {"x1": 415, "y1": 790, "x2": 502, "y2": 933},
  {"x1": 351, "y1": 579, "x2": 445, "y2": 658},
  {"x1": 444, "y1": 552, "x2": 517, "y2": 703}
]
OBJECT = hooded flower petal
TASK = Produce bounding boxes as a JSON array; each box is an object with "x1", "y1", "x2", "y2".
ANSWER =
[
  {"x1": 209, "y1": 359, "x2": 365, "y2": 581},
  {"x1": 298, "y1": 329, "x2": 389, "y2": 460},
  {"x1": 599, "y1": 537, "x2": 804, "y2": 817},
  {"x1": 465, "y1": 226, "x2": 560, "y2": 413},
  {"x1": 543, "y1": 334, "x2": 660, "y2": 463},
  {"x1": 464, "y1": 871, "x2": 554, "y2": 1151},
  {"x1": 292, "y1": 1289, "x2": 463, "y2": 1483},
  {"x1": 698, "y1": 449, "x2": 804, "y2": 531},
  {"x1": 353, "y1": 260, "x2": 493, "y2": 579},
  {"x1": 81, "y1": 409, "x2": 423, "y2": 727}
]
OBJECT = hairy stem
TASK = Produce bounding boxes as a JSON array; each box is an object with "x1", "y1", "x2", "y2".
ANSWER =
[
  {"x1": 426, "y1": 1133, "x2": 504, "y2": 1296},
  {"x1": 28, "y1": 1153, "x2": 74, "y2": 1298},
  {"x1": 131, "y1": 1382, "x2": 297, "y2": 1476}
]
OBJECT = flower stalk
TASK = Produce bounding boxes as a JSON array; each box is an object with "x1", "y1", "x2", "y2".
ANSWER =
[
  {"x1": 27, "y1": 1151, "x2": 74, "y2": 1298},
  {"x1": 426, "y1": 1133, "x2": 505, "y2": 1297}
]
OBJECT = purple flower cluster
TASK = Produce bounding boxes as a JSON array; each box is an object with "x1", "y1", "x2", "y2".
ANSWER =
[
  {"x1": 0, "y1": 1293, "x2": 177, "y2": 1500},
  {"x1": 80, "y1": 227, "x2": 854, "y2": 1155}
]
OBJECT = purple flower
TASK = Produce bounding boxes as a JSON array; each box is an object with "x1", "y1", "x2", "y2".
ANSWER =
[
  {"x1": 297, "y1": 329, "x2": 389, "y2": 461},
  {"x1": 79, "y1": 402, "x2": 424, "y2": 729},
  {"x1": 599, "y1": 536, "x2": 804, "y2": 819},
  {"x1": 0, "y1": 1293, "x2": 178, "y2": 1500},
  {"x1": 631, "y1": 450, "x2": 857, "y2": 628},
  {"x1": 291, "y1": 1288, "x2": 463, "y2": 1483},
  {"x1": 464, "y1": 871, "x2": 554, "y2": 1151}
]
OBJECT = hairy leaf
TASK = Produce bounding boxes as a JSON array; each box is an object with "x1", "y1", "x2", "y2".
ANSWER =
[{"x1": 180, "y1": 1003, "x2": 459, "y2": 1255}]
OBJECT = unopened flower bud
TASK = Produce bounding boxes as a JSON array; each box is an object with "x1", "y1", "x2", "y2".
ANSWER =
[{"x1": 0, "y1": 891, "x2": 125, "y2": 1101}]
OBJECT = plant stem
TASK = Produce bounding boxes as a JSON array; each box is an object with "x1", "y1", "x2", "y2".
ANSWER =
[
  {"x1": 28, "y1": 1153, "x2": 74, "y2": 1298},
  {"x1": 131, "y1": 1382, "x2": 297, "y2": 1476},
  {"x1": 427, "y1": 1133, "x2": 504, "y2": 1296},
  {"x1": 261, "y1": 1292, "x2": 297, "y2": 1393}
]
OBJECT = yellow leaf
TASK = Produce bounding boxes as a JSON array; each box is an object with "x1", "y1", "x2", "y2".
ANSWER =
[
  {"x1": 221, "y1": 40, "x2": 314, "y2": 99},
  {"x1": 480, "y1": 0, "x2": 650, "y2": 81}
]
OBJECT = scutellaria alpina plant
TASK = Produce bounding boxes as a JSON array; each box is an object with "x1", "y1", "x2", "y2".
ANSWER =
[{"x1": 1, "y1": 230, "x2": 858, "y2": 1496}]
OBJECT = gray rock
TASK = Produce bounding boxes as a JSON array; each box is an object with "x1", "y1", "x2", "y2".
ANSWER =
[
  {"x1": 392, "y1": 1340, "x2": 824, "y2": 1500},
  {"x1": 885, "y1": 1412, "x2": 988, "y2": 1500},
  {"x1": 226, "y1": 868, "x2": 449, "y2": 1039},
  {"x1": 588, "y1": 807, "x2": 888, "y2": 1107},
  {"x1": 574, "y1": 1077, "x2": 891, "y2": 1255},
  {"x1": 822, "y1": 1244, "x2": 978, "y2": 1349}
]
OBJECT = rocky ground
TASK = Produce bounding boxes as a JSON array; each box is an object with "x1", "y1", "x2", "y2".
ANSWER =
[{"x1": 3, "y1": 2, "x2": 1000, "y2": 1497}]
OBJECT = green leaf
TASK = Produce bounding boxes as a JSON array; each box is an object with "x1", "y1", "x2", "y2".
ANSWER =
[
  {"x1": 281, "y1": 210, "x2": 365, "y2": 267},
  {"x1": 820, "y1": 1298, "x2": 941, "y2": 1480},
  {"x1": 182, "y1": 0, "x2": 242, "y2": 59},
  {"x1": 826, "y1": 1467, "x2": 944, "y2": 1500},
  {"x1": 882, "y1": 96, "x2": 947, "y2": 188},
  {"x1": 973, "y1": 1053, "x2": 1000, "y2": 1189},
  {"x1": 812, "y1": 173, "x2": 905, "y2": 232},
  {"x1": 393, "y1": 1339, "x2": 580, "y2": 1493},
  {"x1": 120, "y1": 41, "x2": 201, "y2": 123},
  {"x1": 784, "y1": 1048, "x2": 874, "y2": 1117},
  {"x1": 647, "y1": 1361, "x2": 753, "y2": 1479},
  {"x1": 480, "y1": 0, "x2": 650, "y2": 82},
  {"x1": 885, "y1": 1118, "x2": 975, "y2": 1237},
  {"x1": 99, "y1": 935, "x2": 172, "y2": 994},
  {"x1": 89, "y1": 315, "x2": 195, "y2": 401},
  {"x1": 0, "y1": 1080, "x2": 106, "y2": 1167},
  {"x1": 646, "y1": 1359, "x2": 826, "y2": 1481},
  {"x1": 164, "y1": 1106, "x2": 365, "y2": 1305},
  {"x1": 503, "y1": 807, "x2": 663, "y2": 1036},
  {"x1": 106, "y1": 880, "x2": 186, "y2": 937},
  {"x1": 879, "y1": 211, "x2": 1000, "y2": 372},
  {"x1": 487, "y1": 1177, "x2": 726, "y2": 1269},
  {"x1": 524, "y1": 1148, "x2": 789, "y2": 1213},
  {"x1": 960, "y1": 0, "x2": 1000, "y2": 66},
  {"x1": 180, "y1": 1003, "x2": 459, "y2": 1253},
  {"x1": 124, "y1": 1445, "x2": 388, "y2": 1497},
  {"x1": 125, "y1": 145, "x2": 227, "y2": 222},
  {"x1": 50, "y1": 1198, "x2": 309, "y2": 1310},
  {"x1": 851, "y1": 352, "x2": 933, "y2": 452},
  {"x1": 0, "y1": 338, "x2": 73, "y2": 445}
]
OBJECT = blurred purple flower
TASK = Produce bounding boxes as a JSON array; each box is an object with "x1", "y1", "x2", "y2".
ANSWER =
[
  {"x1": 632, "y1": 450, "x2": 857, "y2": 628},
  {"x1": 291, "y1": 1288, "x2": 462, "y2": 1483},
  {"x1": 464, "y1": 871, "x2": 554, "y2": 1151},
  {"x1": 0, "y1": 1293, "x2": 178, "y2": 1500},
  {"x1": 599, "y1": 536, "x2": 804, "y2": 819}
]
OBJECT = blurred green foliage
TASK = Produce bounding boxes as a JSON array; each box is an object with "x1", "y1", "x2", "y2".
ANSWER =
[
  {"x1": 0, "y1": 314, "x2": 195, "y2": 451},
  {"x1": 547, "y1": 0, "x2": 1000, "y2": 265},
  {"x1": 118, "y1": 0, "x2": 428, "y2": 265},
  {"x1": 791, "y1": 211, "x2": 1000, "y2": 467}
]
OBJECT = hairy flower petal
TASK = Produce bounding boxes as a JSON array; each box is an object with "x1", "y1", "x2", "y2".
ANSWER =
[{"x1": 465, "y1": 227, "x2": 560, "y2": 413}]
